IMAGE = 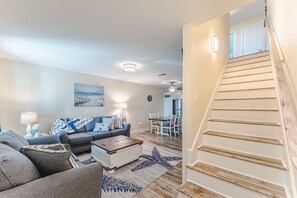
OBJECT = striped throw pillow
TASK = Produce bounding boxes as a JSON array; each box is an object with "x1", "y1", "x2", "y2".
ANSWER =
[
  {"x1": 20, "y1": 144, "x2": 78, "y2": 177},
  {"x1": 114, "y1": 117, "x2": 124, "y2": 129},
  {"x1": 102, "y1": 117, "x2": 115, "y2": 130}
]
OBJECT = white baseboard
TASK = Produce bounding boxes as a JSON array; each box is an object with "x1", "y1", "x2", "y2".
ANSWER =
[{"x1": 131, "y1": 127, "x2": 150, "y2": 134}]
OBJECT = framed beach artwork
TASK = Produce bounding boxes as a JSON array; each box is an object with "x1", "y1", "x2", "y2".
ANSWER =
[{"x1": 74, "y1": 83, "x2": 104, "y2": 107}]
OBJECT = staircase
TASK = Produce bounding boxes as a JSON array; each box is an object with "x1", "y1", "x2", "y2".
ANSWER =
[{"x1": 178, "y1": 51, "x2": 294, "y2": 198}]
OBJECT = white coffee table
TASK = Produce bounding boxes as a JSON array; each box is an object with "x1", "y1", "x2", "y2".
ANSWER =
[{"x1": 91, "y1": 135, "x2": 143, "y2": 173}]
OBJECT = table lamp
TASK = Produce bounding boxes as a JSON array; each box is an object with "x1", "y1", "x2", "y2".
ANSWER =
[{"x1": 21, "y1": 112, "x2": 38, "y2": 138}]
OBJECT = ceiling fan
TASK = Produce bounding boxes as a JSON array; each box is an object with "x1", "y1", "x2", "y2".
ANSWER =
[{"x1": 166, "y1": 81, "x2": 182, "y2": 93}]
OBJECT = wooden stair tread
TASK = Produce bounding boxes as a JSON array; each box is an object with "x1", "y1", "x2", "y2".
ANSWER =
[
  {"x1": 225, "y1": 65, "x2": 271, "y2": 73},
  {"x1": 208, "y1": 118, "x2": 280, "y2": 126},
  {"x1": 187, "y1": 162, "x2": 287, "y2": 198},
  {"x1": 223, "y1": 71, "x2": 272, "y2": 79},
  {"x1": 221, "y1": 78, "x2": 274, "y2": 85},
  {"x1": 212, "y1": 108, "x2": 278, "y2": 112},
  {"x1": 218, "y1": 87, "x2": 275, "y2": 93},
  {"x1": 215, "y1": 97, "x2": 277, "y2": 101},
  {"x1": 198, "y1": 145, "x2": 286, "y2": 170},
  {"x1": 203, "y1": 130, "x2": 283, "y2": 145},
  {"x1": 227, "y1": 59, "x2": 271, "y2": 69},
  {"x1": 178, "y1": 182, "x2": 226, "y2": 198},
  {"x1": 228, "y1": 51, "x2": 269, "y2": 63}
]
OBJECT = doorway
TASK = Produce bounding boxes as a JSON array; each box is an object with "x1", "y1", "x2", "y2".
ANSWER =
[{"x1": 242, "y1": 22, "x2": 265, "y2": 55}]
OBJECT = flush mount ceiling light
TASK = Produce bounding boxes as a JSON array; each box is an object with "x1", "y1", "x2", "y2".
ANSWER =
[
  {"x1": 210, "y1": 35, "x2": 218, "y2": 53},
  {"x1": 123, "y1": 63, "x2": 137, "y2": 72}
]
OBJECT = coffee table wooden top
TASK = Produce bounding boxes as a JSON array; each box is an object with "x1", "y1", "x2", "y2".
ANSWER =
[{"x1": 91, "y1": 135, "x2": 143, "y2": 154}]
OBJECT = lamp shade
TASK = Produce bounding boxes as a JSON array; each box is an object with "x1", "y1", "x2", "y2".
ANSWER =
[
  {"x1": 114, "y1": 103, "x2": 128, "y2": 109},
  {"x1": 20, "y1": 112, "x2": 38, "y2": 125}
]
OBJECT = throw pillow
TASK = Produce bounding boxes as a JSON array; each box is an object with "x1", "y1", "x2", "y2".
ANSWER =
[
  {"x1": 93, "y1": 123, "x2": 109, "y2": 132},
  {"x1": 0, "y1": 130, "x2": 29, "y2": 151},
  {"x1": 114, "y1": 117, "x2": 124, "y2": 129},
  {"x1": 20, "y1": 144, "x2": 78, "y2": 177},
  {"x1": 102, "y1": 117, "x2": 115, "y2": 130},
  {"x1": 0, "y1": 143, "x2": 40, "y2": 192}
]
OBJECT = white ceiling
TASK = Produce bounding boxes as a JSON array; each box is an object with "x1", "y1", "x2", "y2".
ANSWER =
[
  {"x1": 231, "y1": 0, "x2": 265, "y2": 24},
  {"x1": 0, "y1": 0, "x2": 255, "y2": 88}
]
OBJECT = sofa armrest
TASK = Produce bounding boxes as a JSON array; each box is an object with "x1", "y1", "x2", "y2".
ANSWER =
[
  {"x1": 123, "y1": 124, "x2": 131, "y2": 137},
  {"x1": 56, "y1": 131, "x2": 70, "y2": 144},
  {"x1": 27, "y1": 135, "x2": 61, "y2": 145},
  {"x1": 0, "y1": 163, "x2": 103, "y2": 198}
]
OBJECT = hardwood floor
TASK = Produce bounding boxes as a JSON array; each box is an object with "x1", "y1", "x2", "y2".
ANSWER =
[
  {"x1": 132, "y1": 131, "x2": 182, "y2": 198},
  {"x1": 132, "y1": 131, "x2": 182, "y2": 152}
]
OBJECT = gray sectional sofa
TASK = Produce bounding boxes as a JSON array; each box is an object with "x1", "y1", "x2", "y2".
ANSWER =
[
  {"x1": 58, "y1": 116, "x2": 131, "y2": 154},
  {"x1": 0, "y1": 131, "x2": 102, "y2": 198}
]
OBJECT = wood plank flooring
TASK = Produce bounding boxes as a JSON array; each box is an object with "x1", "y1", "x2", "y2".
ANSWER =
[{"x1": 132, "y1": 131, "x2": 182, "y2": 198}]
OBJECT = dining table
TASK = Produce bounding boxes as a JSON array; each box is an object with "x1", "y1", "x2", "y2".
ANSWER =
[{"x1": 148, "y1": 117, "x2": 171, "y2": 136}]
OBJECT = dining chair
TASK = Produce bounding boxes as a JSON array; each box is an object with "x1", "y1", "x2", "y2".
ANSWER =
[
  {"x1": 174, "y1": 115, "x2": 182, "y2": 136},
  {"x1": 149, "y1": 113, "x2": 160, "y2": 133},
  {"x1": 162, "y1": 115, "x2": 176, "y2": 137},
  {"x1": 157, "y1": 113, "x2": 163, "y2": 118}
]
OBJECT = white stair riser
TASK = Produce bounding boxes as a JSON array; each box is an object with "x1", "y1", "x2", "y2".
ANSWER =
[
  {"x1": 228, "y1": 52, "x2": 270, "y2": 63},
  {"x1": 211, "y1": 110, "x2": 280, "y2": 123},
  {"x1": 228, "y1": 57, "x2": 271, "y2": 67},
  {"x1": 203, "y1": 135, "x2": 283, "y2": 159},
  {"x1": 187, "y1": 168, "x2": 269, "y2": 198},
  {"x1": 197, "y1": 151, "x2": 286, "y2": 185},
  {"x1": 216, "y1": 89, "x2": 276, "y2": 99},
  {"x1": 226, "y1": 64, "x2": 271, "y2": 73},
  {"x1": 221, "y1": 73, "x2": 274, "y2": 84},
  {"x1": 224, "y1": 67, "x2": 272, "y2": 78},
  {"x1": 213, "y1": 99, "x2": 278, "y2": 109},
  {"x1": 208, "y1": 121, "x2": 281, "y2": 139},
  {"x1": 219, "y1": 80, "x2": 274, "y2": 91}
]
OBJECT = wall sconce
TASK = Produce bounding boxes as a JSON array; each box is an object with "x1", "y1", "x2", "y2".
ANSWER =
[{"x1": 210, "y1": 35, "x2": 218, "y2": 53}]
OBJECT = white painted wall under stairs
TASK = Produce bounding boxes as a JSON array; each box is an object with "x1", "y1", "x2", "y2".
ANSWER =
[{"x1": 178, "y1": 51, "x2": 295, "y2": 198}]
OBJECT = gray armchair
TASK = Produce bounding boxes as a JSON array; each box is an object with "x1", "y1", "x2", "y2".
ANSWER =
[{"x1": 0, "y1": 134, "x2": 103, "y2": 198}]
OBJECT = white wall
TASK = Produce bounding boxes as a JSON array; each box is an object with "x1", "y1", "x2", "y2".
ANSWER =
[
  {"x1": 0, "y1": 58, "x2": 164, "y2": 135},
  {"x1": 182, "y1": 13, "x2": 230, "y2": 181},
  {"x1": 230, "y1": 14, "x2": 266, "y2": 57},
  {"x1": 268, "y1": 0, "x2": 297, "y2": 193}
]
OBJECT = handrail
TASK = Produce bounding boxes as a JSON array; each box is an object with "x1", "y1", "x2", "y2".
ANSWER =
[{"x1": 266, "y1": 15, "x2": 297, "y2": 168}]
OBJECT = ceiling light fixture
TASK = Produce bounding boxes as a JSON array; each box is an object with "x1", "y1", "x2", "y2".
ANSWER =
[
  {"x1": 123, "y1": 63, "x2": 137, "y2": 72},
  {"x1": 210, "y1": 35, "x2": 218, "y2": 53},
  {"x1": 168, "y1": 82, "x2": 176, "y2": 92}
]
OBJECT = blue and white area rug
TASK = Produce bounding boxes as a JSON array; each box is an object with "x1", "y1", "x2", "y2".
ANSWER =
[{"x1": 78, "y1": 142, "x2": 182, "y2": 198}]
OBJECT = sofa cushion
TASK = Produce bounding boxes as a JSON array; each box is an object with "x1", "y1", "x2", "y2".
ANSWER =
[
  {"x1": 111, "y1": 129, "x2": 127, "y2": 137},
  {"x1": 93, "y1": 123, "x2": 109, "y2": 132},
  {"x1": 85, "y1": 117, "x2": 102, "y2": 132},
  {"x1": 20, "y1": 144, "x2": 78, "y2": 177},
  {"x1": 114, "y1": 117, "x2": 124, "y2": 129},
  {"x1": 68, "y1": 133, "x2": 93, "y2": 146},
  {"x1": 76, "y1": 126, "x2": 85, "y2": 133},
  {"x1": 0, "y1": 130, "x2": 29, "y2": 151},
  {"x1": 102, "y1": 117, "x2": 115, "y2": 130},
  {"x1": 0, "y1": 143, "x2": 40, "y2": 192},
  {"x1": 86, "y1": 132, "x2": 112, "y2": 141}
]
